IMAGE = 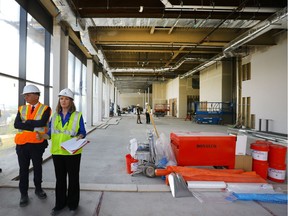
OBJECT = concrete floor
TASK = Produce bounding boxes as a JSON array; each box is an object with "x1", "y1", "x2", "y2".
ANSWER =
[{"x1": 0, "y1": 114, "x2": 287, "y2": 216}]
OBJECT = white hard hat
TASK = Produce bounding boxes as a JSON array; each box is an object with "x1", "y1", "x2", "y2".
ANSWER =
[
  {"x1": 22, "y1": 85, "x2": 40, "y2": 95},
  {"x1": 58, "y1": 88, "x2": 74, "y2": 100}
]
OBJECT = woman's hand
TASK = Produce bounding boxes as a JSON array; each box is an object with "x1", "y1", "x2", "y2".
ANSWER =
[{"x1": 76, "y1": 134, "x2": 84, "y2": 140}]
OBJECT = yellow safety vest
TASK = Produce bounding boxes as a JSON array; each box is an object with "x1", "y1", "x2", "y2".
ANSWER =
[
  {"x1": 14, "y1": 103, "x2": 49, "y2": 145},
  {"x1": 50, "y1": 111, "x2": 82, "y2": 155}
]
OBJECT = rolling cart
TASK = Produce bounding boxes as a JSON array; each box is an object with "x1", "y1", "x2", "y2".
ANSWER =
[{"x1": 132, "y1": 131, "x2": 157, "y2": 177}]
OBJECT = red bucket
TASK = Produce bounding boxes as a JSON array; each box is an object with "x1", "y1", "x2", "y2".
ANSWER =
[
  {"x1": 252, "y1": 160, "x2": 269, "y2": 179},
  {"x1": 125, "y1": 154, "x2": 138, "y2": 174},
  {"x1": 268, "y1": 144, "x2": 287, "y2": 165},
  {"x1": 250, "y1": 142, "x2": 269, "y2": 161},
  {"x1": 268, "y1": 163, "x2": 286, "y2": 183}
]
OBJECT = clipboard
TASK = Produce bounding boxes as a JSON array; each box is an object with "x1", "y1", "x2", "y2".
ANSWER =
[{"x1": 61, "y1": 137, "x2": 89, "y2": 154}]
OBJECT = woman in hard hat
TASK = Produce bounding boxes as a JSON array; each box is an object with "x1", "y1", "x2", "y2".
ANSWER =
[
  {"x1": 37, "y1": 88, "x2": 86, "y2": 215},
  {"x1": 14, "y1": 84, "x2": 51, "y2": 207}
]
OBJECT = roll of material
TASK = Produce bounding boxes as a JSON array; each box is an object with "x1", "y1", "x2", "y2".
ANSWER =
[
  {"x1": 226, "y1": 183, "x2": 275, "y2": 194},
  {"x1": 187, "y1": 181, "x2": 227, "y2": 189}
]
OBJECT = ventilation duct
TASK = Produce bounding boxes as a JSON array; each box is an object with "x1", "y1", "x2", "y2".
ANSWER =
[
  {"x1": 52, "y1": 0, "x2": 112, "y2": 79},
  {"x1": 224, "y1": 7, "x2": 287, "y2": 54},
  {"x1": 160, "y1": 0, "x2": 281, "y2": 13},
  {"x1": 109, "y1": 57, "x2": 206, "y2": 73},
  {"x1": 181, "y1": 7, "x2": 287, "y2": 79}
]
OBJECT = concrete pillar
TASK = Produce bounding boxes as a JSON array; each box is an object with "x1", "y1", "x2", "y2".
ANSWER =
[
  {"x1": 86, "y1": 59, "x2": 93, "y2": 126},
  {"x1": 51, "y1": 25, "x2": 69, "y2": 110},
  {"x1": 97, "y1": 72, "x2": 103, "y2": 121},
  {"x1": 105, "y1": 80, "x2": 110, "y2": 118}
]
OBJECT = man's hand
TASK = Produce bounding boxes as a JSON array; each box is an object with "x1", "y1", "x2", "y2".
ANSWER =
[{"x1": 36, "y1": 131, "x2": 49, "y2": 140}]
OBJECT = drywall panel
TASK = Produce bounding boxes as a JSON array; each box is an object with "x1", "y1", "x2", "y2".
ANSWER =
[
  {"x1": 200, "y1": 62, "x2": 223, "y2": 102},
  {"x1": 222, "y1": 60, "x2": 234, "y2": 102},
  {"x1": 166, "y1": 78, "x2": 180, "y2": 117},
  {"x1": 242, "y1": 34, "x2": 287, "y2": 134},
  {"x1": 152, "y1": 82, "x2": 167, "y2": 103},
  {"x1": 152, "y1": 82, "x2": 168, "y2": 114},
  {"x1": 120, "y1": 93, "x2": 145, "y2": 108},
  {"x1": 166, "y1": 78, "x2": 179, "y2": 98}
]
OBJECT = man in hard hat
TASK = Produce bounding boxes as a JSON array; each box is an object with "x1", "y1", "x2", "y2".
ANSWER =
[
  {"x1": 14, "y1": 84, "x2": 51, "y2": 207},
  {"x1": 136, "y1": 104, "x2": 142, "y2": 124},
  {"x1": 145, "y1": 102, "x2": 151, "y2": 124}
]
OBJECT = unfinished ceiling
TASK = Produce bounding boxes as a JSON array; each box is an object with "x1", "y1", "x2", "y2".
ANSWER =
[{"x1": 51, "y1": 0, "x2": 287, "y2": 93}]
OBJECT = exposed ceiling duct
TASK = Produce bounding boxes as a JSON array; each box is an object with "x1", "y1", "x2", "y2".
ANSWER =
[
  {"x1": 110, "y1": 56, "x2": 206, "y2": 73},
  {"x1": 224, "y1": 7, "x2": 288, "y2": 54},
  {"x1": 52, "y1": 0, "x2": 113, "y2": 79},
  {"x1": 160, "y1": 0, "x2": 281, "y2": 13},
  {"x1": 181, "y1": 7, "x2": 288, "y2": 79}
]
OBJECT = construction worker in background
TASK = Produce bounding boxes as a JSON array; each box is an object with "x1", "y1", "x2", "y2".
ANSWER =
[
  {"x1": 145, "y1": 102, "x2": 151, "y2": 124},
  {"x1": 37, "y1": 88, "x2": 86, "y2": 215},
  {"x1": 14, "y1": 84, "x2": 51, "y2": 207},
  {"x1": 136, "y1": 104, "x2": 142, "y2": 124}
]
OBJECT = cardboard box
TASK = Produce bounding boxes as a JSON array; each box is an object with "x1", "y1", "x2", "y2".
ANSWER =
[
  {"x1": 235, "y1": 135, "x2": 248, "y2": 155},
  {"x1": 235, "y1": 155, "x2": 252, "y2": 171}
]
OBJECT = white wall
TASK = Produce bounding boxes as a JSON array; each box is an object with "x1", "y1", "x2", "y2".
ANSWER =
[
  {"x1": 119, "y1": 93, "x2": 146, "y2": 109},
  {"x1": 166, "y1": 78, "x2": 179, "y2": 99},
  {"x1": 200, "y1": 62, "x2": 223, "y2": 102},
  {"x1": 165, "y1": 78, "x2": 180, "y2": 117},
  {"x1": 242, "y1": 34, "x2": 287, "y2": 134}
]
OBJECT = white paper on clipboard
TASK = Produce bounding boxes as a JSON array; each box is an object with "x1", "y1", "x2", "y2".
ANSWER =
[{"x1": 61, "y1": 137, "x2": 89, "y2": 154}]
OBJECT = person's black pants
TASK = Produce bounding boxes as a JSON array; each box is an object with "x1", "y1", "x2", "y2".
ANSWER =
[
  {"x1": 146, "y1": 113, "x2": 150, "y2": 124},
  {"x1": 16, "y1": 141, "x2": 47, "y2": 195},
  {"x1": 52, "y1": 154, "x2": 81, "y2": 210}
]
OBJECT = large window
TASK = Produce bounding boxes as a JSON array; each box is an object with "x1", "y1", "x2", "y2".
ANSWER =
[
  {"x1": 0, "y1": 77, "x2": 19, "y2": 150},
  {"x1": 0, "y1": 1, "x2": 20, "y2": 77},
  {"x1": 26, "y1": 14, "x2": 45, "y2": 84},
  {"x1": 0, "y1": 1, "x2": 51, "y2": 154},
  {"x1": 0, "y1": 1, "x2": 20, "y2": 151}
]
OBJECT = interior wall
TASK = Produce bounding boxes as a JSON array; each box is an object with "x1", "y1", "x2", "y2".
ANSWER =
[
  {"x1": 119, "y1": 93, "x2": 147, "y2": 109},
  {"x1": 166, "y1": 78, "x2": 180, "y2": 117},
  {"x1": 178, "y1": 77, "x2": 200, "y2": 118},
  {"x1": 242, "y1": 33, "x2": 287, "y2": 134},
  {"x1": 152, "y1": 82, "x2": 167, "y2": 111},
  {"x1": 200, "y1": 62, "x2": 223, "y2": 102},
  {"x1": 222, "y1": 60, "x2": 234, "y2": 102}
]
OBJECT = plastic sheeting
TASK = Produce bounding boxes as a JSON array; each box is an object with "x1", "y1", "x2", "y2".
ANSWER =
[
  {"x1": 232, "y1": 193, "x2": 288, "y2": 204},
  {"x1": 155, "y1": 166, "x2": 267, "y2": 184}
]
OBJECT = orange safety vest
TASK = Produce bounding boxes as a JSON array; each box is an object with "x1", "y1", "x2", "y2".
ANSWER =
[{"x1": 14, "y1": 103, "x2": 50, "y2": 145}]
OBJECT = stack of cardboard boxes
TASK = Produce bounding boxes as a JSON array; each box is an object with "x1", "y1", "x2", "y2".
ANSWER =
[{"x1": 234, "y1": 134, "x2": 252, "y2": 171}]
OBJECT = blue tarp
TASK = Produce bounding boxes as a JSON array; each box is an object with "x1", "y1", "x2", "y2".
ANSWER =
[{"x1": 233, "y1": 193, "x2": 288, "y2": 204}]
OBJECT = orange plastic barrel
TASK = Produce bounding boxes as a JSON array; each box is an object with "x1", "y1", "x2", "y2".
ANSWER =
[
  {"x1": 268, "y1": 144, "x2": 287, "y2": 165},
  {"x1": 268, "y1": 163, "x2": 286, "y2": 183},
  {"x1": 125, "y1": 154, "x2": 138, "y2": 174},
  {"x1": 250, "y1": 141, "x2": 270, "y2": 180},
  {"x1": 252, "y1": 160, "x2": 269, "y2": 179},
  {"x1": 250, "y1": 142, "x2": 269, "y2": 161}
]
